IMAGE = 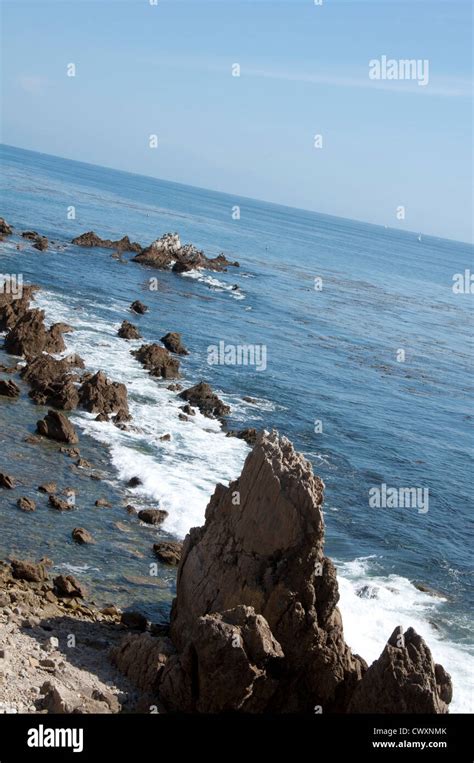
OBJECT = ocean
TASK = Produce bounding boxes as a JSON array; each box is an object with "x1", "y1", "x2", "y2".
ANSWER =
[{"x1": 0, "y1": 143, "x2": 472, "y2": 711}]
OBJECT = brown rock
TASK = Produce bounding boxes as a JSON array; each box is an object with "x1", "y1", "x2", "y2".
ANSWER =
[
  {"x1": 132, "y1": 343, "x2": 180, "y2": 379},
  {"x1": 0, "y1": 473, "x2": 15, "y2": 489},
  {"x1": 130, "y1": 300, "x2": 148, "y2": 314},
  {"x1": 78, "y1": 371, "x2": 129, "y2": 416},
  {"x1": 118, "y1": 320, "x2": 142, "y2": 340},
  {"x1": 38, "y1": 482, "x2": 57, "y2": 494},
  {"x1": 37, "y1": 410, "x2": 79, "y2": 443},
  {"x1": 0, "y1": 379, "x2": 20, "y2": 398},
  {"x1": 138, "y1": 509, "x2": 168, "y2": 526},
  {"x1": 49, "y1": 495, "x2": 74, "y2": 511},
  {"x1": 153, "y1": 541, "x2": 183, "y2": 566},
  {"x1": 120, "y1": 611, "x2": 148, "y2": 631},
  {"x1": 53, "y1": 574, "x2": 86, "y2": 598},
  {"x1": 160, "y1": 332, "x2": 189, "y2": 355},
  {"x1": 71, "y1": 231, "x2": 142, "y2": 253},
  {"x1": 17, "y1": 497, "x2": 36, "y2": 512},
  {"x1": 179, "y1": 382, "x2": 230, "y2": 418},
  {"x1": 4, "y1": 309, "x2": 68, "y2": 357},
  {"x1": 110, "y1": 633, "x2": 175, "y2": 692},
  {"x1": 95, "y1": 498, "x2": 111, "y2": 507},
  {"x1": 0, "y1": 218, "x2": 12, "y2": 235},
  {"x1": 347, "y1": 626, "x2": 452, "y2": 713},
  {"x1": 11, "y1": 559, "x2": 48, "y2": 582},
  {"x1": 226, "y1": 428, "x2": 258, "y2": 446},
  {"x1": 72, "y1": 527, "x2": 94, "y2": 544}
]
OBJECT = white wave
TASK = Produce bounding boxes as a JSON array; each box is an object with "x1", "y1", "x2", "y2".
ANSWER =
[
  {"x1": 336, "y1": 556, "x2": 474, "y2": 712},
  {"x1": 181, "y1": 269, "x2": 245, "y2": 299},
  {"x1": 35, "y1": 290, "x2": 250, "y2": 538}
]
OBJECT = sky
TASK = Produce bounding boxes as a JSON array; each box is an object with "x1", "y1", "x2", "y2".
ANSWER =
[{"x1": 1, "y1": 0, "x2": 473, "y2": 242}]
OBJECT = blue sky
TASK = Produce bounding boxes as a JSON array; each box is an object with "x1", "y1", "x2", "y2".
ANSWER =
[{"x1": 1, "y1": 0, "x2": 472, "y2": 242}]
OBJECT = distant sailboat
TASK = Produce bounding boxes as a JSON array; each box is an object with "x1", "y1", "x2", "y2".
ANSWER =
[{"x1": 417, "y1": 234, "x2": 422, "y2": 242}]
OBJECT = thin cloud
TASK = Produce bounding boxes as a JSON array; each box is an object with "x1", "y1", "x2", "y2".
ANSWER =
[{"x1": 17, "y1": 75, "x2": 49, "y2": 95}]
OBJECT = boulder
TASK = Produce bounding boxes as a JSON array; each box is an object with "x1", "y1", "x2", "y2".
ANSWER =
[
  {"x1": 78, "y1": 371, "x2": 129, "y2": 416},
  {"x1": 21, "y1": 355, "x2": 80, "y2": 410},
  {"x1": 226, "y1": 428, "x2": 258, "y2": 446},
  {"x1": 132, "y1": 344, "x2": 180, "y2": 379},
  {"x1": 0, "y1": 473, "x2": 15, "y2": 489},
  {"x1": 72, "y1": 527, "x2": 94, "y2": 544},
  {"x1": 21, "y1": 231, "x2": 48, "y2": 251},
  {"x1": 49, "y1": 495, "x2": 74, "y2": 511},
  {"x1": 120, "y1": 611, "x2": 148, "y2": 631},
  {"x1": 130, "y1": 300, "x2": 148, "y2": 314},
  {"x1": 179, "y1": 382, "x2": 230, "y2": 418},
  {"x1": 53, "y1": 574, "x2": 86, "y2": 599},
  {"x1": 160, "y1": 332, "x2": 188, "y2": 355},
  {"x1": 0, "y1": 218, "x2": 12, "y2": 235},
  {"x1": 11, "y1": 559, "x2": 48, "y2": 582},
  {"x1": 0, "y1": 379, "x2": 20, "y2": 398},
  {"x1": 37, "y1": 410, "x2": 79, "y2": 443},
  {"x1": 347, "y1": 626, "x2": 452, "y2": 713},
  {"x1": 38, "y1": 482, "x2": 57, "y2": 494},
  {"x1": 17, "y1": 497, "x2": 36, "y2": 512},
  {"x1": 138, "y1": 509, "x2": 168, "y2": 526},
  {"x1": 153, "y1": 541, "x2": 183, "y2": 566},
  {"x1": 118, "y1": 320, "x2": 142, "y2": 340}
]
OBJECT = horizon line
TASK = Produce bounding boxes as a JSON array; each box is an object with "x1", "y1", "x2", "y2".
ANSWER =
[{"x1": 1, "y1": 141, "x2": 472, "y2": 247}]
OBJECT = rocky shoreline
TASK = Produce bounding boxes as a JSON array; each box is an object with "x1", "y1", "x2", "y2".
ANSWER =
[{"x1": 0, "y1": 218, "x2": 453, "y2": 713}]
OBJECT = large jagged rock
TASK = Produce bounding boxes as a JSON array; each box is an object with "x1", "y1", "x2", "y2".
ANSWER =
[
  {"x1": 78, "y1": 371, "x2": 129, "y2": 416},
  {"x1": 347, "y1": 626, "x2": 452, "y2": 714},
  {"x1": 71, "y1": 231, "x2": 142, "y2": 253},
  {"x1": 155, "y1": 431, "x2": 452, "y2": 714},
  {"x1": 118, "y1": 320, "x2": 142, "y2": 340},
  {"x1": 179, "y1": 381, "x2": 229, "y2": 418},
  {"x1": 132, "y1": 344, "x2": 180, "y2": 379},
  {"x1": 4, "y1": 309, "x2": 69, "y2": 357},
  {"x1": 21, "y1": 354, "x2": 82, "y2": 410},
  {"x1": 160, "y1": 431, "x2": 363, "y2": 712},
  {"x1": 0, "y1": 285, "x2": 39, "y2": 332},
  {"x1": 37, "y1": 410, "x2": 79, "y2": 444}
]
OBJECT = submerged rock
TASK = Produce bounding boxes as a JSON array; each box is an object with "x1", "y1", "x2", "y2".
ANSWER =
[
  {"x1": 21, "y1": 230, "x2": 48, "y2": 251},
  {"x1": 0, "y1": 473, "x2": 15, "y2": 489},
  {"x1": 17, "y1": 497, "x2": 36, "y2": 512}
]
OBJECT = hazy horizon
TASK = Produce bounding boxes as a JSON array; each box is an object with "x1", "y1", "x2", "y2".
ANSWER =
[
  {"x1": 3, "y1": 140, "x2": 472, "y2": 247},
  {"x1": 1, "y1": 0, "x2": 472, "y2": 242}
]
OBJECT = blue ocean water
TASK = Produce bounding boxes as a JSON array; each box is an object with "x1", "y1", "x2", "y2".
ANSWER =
[{"x1": 0, "y1": 144, "x2": 472, "y2": 710}]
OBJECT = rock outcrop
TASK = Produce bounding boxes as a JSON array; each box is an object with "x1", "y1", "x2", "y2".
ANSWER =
[
  {"x1": 132, "y1": 344, "x2": 180, "y2": 379},
  {"x1": 179, "y1": 381, "x2": 229, "y2": 418},
  {"x1": 21, "y1": 354, "x2": 81, "y2": 410},
  {"x1": 132, "y1": 233, "x2": 239, "y2": 273},
  {"x1": 0, "y1": 284, "x2": 39, "y2": 332},
  {"x1": 4, "y1": 309, "x2": 70, "y2": 357},
  {"x1": 152, "y1": 431, "x2": 452, "y2": 714},
  {"x1": 0, "y1": 379, "x2": 20, "y2": 398},
  {"x1": 71, "y1": 231, "x2": 142, "y2": 254},
  {"x1": 21, "y1": 230, "x2": 48, "y2": 251},
  {"x1": 0, "y1": 218, "x2": 12, "y2": 235}
]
